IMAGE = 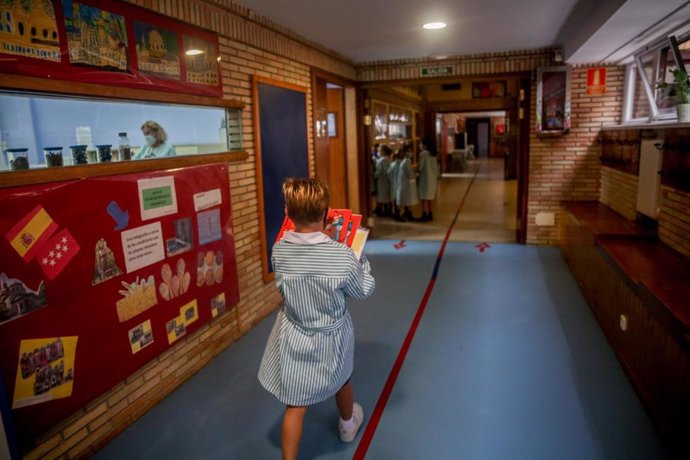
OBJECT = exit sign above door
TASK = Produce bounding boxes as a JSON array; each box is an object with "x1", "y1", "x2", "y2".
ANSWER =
[{"x1": 420, "y1": 65, "x2": 454, "y2": 77}]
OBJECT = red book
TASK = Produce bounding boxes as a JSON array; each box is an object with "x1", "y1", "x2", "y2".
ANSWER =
[
  {"x1": 275, "y1": 209, "x2": 364, "y2": 251},
  {"x1": 346, "y1": 214, "x2": 362, "y2": 246},
  {"x1": 325, "y1": 209, "x2": 351, "y2": 244},
  {"x1": 275, "y1": 215, "x2": 296, "y2": 244}
]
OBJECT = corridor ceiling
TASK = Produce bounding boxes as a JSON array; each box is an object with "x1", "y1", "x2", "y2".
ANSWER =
[{"x1": 230, "y1": 0, "x2": 690, "y2": 64}]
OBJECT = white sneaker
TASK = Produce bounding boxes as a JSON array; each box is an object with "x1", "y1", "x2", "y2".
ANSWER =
[{"x1": 339, "y1": 402, "x2": 364, "y2": 442}]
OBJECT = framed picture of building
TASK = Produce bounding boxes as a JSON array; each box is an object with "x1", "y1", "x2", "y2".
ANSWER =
[
  {"x1": 0, "y1": 0, "x2": 223, "y2": 97},
  {"x1": 134, "y1": 21, "x2": 180, "y2": 80},
  {"x1": 183, "y1": 35, "x2": 219, "y2": 86},
  {"x1": 62, "y1": 0, "x2": 128, "y2": 71},
  {"x1": 0, "y1": 0, "x2": 61, "y2": 62}
]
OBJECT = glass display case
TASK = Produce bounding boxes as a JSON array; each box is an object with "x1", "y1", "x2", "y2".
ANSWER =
[
  {"x1": 368, "y1": 99, "x2": 417, "y2": 148},
  {"x1": 388, "y1": 106, "x2": 413, "y2": 141}
]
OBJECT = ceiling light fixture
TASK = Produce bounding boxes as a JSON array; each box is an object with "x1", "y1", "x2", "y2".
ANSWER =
[
  {"x1": 423, "y1": 22, "x2": 446, "y2": 30},
  {"x1": 185, "y1": 49, "x2": 204, "y2": 56}
]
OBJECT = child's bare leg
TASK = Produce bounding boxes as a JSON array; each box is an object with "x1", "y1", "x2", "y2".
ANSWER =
[
  {"x1": 335, "y1": 381, "x2": 353, "y2": 420},
  {"x1": 282, "y1": 405, "x2": 306, "y2": 460}
]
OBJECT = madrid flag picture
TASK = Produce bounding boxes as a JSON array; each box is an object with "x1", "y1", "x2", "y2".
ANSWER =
[{"x1": 36, "y1": 228, "x2": 80, "y2": 280}]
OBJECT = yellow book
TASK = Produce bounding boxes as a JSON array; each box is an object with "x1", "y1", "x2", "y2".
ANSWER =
[{"x1": 351, "y1": 228, "x2": 369, "y2": 260}]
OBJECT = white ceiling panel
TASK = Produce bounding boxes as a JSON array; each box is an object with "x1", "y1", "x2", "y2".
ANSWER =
[
  {"x1": 230, "y1": 0, "x2": 690, "y2": 65},
  {"x1": 231, "y1": 0, "x2": 579, "y2": 63}
]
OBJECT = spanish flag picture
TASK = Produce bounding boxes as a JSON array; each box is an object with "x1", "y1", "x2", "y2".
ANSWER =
[{"x1": 5, "y1": 205, "x2": 58, "y2": 261}]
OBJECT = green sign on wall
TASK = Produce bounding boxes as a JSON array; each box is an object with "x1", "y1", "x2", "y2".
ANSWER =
[{"x1": 420, "y1": 65, "x2": 454, "y2": 77}]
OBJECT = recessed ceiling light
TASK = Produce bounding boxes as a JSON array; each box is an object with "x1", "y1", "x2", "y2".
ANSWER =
[
  {"x1": 423, "y1": 22, "x2": 446, "y2": 30},
  {"x1": 185, "y1": 49, "x2": 204, "y2": 56}
]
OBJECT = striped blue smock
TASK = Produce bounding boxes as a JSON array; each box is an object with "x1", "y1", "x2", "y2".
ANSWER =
[{"x1": 258, "y1": 231, "x2": 375, "y2": 406}]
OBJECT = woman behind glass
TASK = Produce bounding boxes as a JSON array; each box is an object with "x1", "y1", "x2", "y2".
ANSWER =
[{"x1": 133, "y1": 120, "x2": 176, "y2": 159}]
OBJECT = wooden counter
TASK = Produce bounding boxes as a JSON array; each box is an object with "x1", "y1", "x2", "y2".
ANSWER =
[
  {"x1": 596, "y1": 235, "x2": 690, "y2": 283},
  {"x1": 560, "y1": 201, "x2": 690, "y2": 457},
  {"x1": 0, "y1": 151, "x2": 248, "y2": 189},
  {"x1": 562, "y1": 202, "x2": 654, "y2": 237},
  {"x1": 641, "y1": 279, "x2": 690, "y2": 330},
  {"x1": 596, "y1": 235, "x2": 690, "y2": 352}
]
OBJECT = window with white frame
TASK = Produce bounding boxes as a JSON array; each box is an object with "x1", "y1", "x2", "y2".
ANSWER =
[{"x1": 623, "y1": 34, "x2": 690, "y2": 123}]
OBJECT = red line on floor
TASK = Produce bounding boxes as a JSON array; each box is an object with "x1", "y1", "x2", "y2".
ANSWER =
[{"x1": 353, "y1": 164, "x2": 482, "y2": 459}]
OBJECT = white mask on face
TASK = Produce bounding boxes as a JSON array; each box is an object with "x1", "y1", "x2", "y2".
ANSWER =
[{"x1": 145, "y1": 135, "x2": 156, "y2": 146}]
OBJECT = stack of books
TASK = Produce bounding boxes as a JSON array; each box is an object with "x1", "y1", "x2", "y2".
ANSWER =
[{"x1": 275, "y1": 209, "x2": 369, "y2": 259}]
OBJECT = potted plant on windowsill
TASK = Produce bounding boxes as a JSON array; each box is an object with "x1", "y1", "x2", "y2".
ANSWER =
[{"x1": 669, "y1": 68, "x2": 690, "y2": 122}]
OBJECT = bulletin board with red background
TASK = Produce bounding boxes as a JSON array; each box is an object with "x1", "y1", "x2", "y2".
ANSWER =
[
  {"x1": 0, "y1": 163, "x2": 239, "y2": 450},
  {"x1": 0, "y1": 0, "x2": 222, "y2": 98}
]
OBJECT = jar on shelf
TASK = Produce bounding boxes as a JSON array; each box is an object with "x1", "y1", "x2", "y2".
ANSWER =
[
  {"x1": 69, "y1": 145, "x2": 88, "y2": 165},
  {"x1": 44, "y1": 147, "x2": 64, "y2": 167},
  {"x1": 117, "y1": 132, "x2": 132, "y2": 161},
  {"x1": 95, "y1": 144, "x2": 112, "y2": 162},
  {"x1": 87, "y1": 149, "x2": 98, "y2": 164},
  {"x1": 6, "y1": 148, "x2": 30, "y2": 170}
]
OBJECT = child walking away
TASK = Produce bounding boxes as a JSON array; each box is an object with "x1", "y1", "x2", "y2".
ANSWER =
[
  {"x1": 418, "y1": 137, "x2": 439, "y2": 222},
  {"x1": 396, "y1": 144, "x2": 419, "y2": 222},
  {"x1": 374, "y1": 145, "x2": 392, "y2": 217},
  {"x1": 388, "y1": 149, "x2": 402, "y2": 221},
  {"x1": 258, "y1": 178, "x2": 376, "y2": 460}
]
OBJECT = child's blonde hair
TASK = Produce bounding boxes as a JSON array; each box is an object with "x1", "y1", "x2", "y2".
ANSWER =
[{"x1": 283, "y1": 178, "x2": 329, "y2": 226}]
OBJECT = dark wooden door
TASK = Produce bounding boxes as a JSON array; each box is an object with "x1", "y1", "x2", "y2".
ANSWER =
[{"x1": 312, "y1": 77, "x2": 347, "y2": 208}]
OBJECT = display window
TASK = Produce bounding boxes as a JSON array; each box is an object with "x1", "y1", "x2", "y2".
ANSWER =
[{"x1": 0, "y1": 92, "x2": 242, "y2": 172}]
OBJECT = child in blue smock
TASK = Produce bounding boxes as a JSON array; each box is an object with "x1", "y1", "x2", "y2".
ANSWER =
[
  {"x1": 417, "y1": 137, "x2": 439, "y2": 221},
  {"x1": 374, "y1": 144, "x2": 392, "y2": 216},
  {"x1": 396, "y1": 144, "x2": 419, "y2": 221},
  {"x1": 258, "y1": 178, "x2": 376, "y2": 460},
  {"x1": 388, "y1": 150, "x2": 402, "y2": 220}
]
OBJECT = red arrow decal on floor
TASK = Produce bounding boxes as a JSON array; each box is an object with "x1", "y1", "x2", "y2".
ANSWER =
[{"x1": 475, "y1": 242, "x2": 491, "y2": 253}]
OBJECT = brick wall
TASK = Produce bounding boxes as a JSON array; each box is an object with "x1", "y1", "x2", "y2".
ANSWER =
[
  {"x1": 23, "y1": 1, "x2": 356, "y2": 459},
  {"x1": 599, "y1": 166, "x2": 639, "y2": 220},
  {"x1": 659, "y1": 186, "x2": 690, "y2": 258},
  {"x1": 526, "y1": 66, "x2": 625, "y2": 244}
]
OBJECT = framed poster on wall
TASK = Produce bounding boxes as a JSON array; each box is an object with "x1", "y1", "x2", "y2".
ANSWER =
[
  {"x1": 536, "y1": 66, "x2": 571, "y2": 135},
  {"x1": 472, "y1": 81, "x2": 506, "y2": 99},
  {"x1": 0, "y1": 0, "x2": 222, "y2": 97},
  {"x1": 134, "y1": 21, "x2": 181, "y2": 80}
]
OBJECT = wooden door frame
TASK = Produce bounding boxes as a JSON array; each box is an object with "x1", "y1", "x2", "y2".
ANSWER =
[
  {"x1": 252, "y1": 75, "x2": 310, "y2": 282},
  {"x1": 310, "y1": 68, "x2": 358, "y2": 208},
  {"x1": 517, "y1": 78, "x2": 531, "y2": 244}
]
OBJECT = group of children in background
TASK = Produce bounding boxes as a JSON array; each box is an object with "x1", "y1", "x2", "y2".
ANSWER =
[{"x1": 373, "y1": 137, "x2": 439, "y2": 222}]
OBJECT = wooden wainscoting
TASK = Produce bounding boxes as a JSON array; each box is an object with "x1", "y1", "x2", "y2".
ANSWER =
[{"x1": 560, "y1": 202, "x2": 690, "y2": 457}]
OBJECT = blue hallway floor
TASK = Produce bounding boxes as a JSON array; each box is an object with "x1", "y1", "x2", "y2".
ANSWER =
[{"x1": 96, "y1": 239, "x2": 668, "y2": 459}]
